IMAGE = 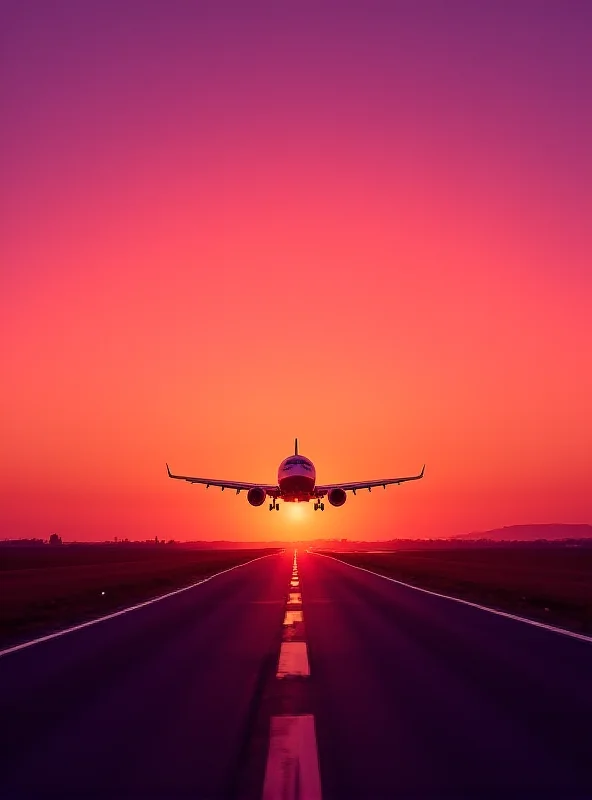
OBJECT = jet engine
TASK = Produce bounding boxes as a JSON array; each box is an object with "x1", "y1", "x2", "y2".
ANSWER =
[
  {"x1": 328, "y1": 488, "x2": 347, "y2": 507},
  {"x1": 247, "y1": 487, "x2": 267, "y2": 506}
]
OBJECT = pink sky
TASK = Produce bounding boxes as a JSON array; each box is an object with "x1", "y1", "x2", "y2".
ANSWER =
[{"x1": 1, "y1": 2, "x2": 591, "y2": 541}]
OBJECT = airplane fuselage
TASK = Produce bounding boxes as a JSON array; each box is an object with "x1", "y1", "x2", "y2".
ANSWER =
[{"x1": 277, "y1": 453, "x2": 316, "y2": 502}]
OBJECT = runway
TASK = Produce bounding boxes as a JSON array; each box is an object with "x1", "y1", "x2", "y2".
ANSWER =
[{"x1": 1, "y1": 549, "x2": 591, "y2": 798}]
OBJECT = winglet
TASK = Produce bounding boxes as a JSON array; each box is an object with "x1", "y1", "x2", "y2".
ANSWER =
[
  {"x1": 295, "y1": 438, "x2": 298, "y2": 456},
  {"x1": 166, "y1": 463, "x2": 172, "y2": 478},
  {"x1": 420, "y1": 464, "x2": 425, "y2": 478}
]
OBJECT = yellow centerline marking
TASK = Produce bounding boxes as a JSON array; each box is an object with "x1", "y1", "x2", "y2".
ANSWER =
[
  {"x1": 283, "y1": 610, "x2": 303, "y2": 625},
  {"x1": 262, "y1": 715, "x2": 322, "y2": 800},
  {"x1": 277, "y1": 641, "x2": 310, "y2": 677}
]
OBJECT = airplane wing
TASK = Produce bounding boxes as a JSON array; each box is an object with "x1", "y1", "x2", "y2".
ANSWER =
[
  {"x1": 166, "y1": 464, "x2": 279, "y2": 495},
  {"x1": 315, "y1": 465, "x2": 425, "y2": 496}
]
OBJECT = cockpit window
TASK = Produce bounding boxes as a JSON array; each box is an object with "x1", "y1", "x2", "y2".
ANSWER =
[{"x1": 284, "y1": 458, "x2": 312, "y2": 470}]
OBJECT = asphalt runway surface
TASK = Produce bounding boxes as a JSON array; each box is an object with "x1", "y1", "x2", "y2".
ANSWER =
[{"x1": 1, "y1": 549, "x2": 591, "y2": 799}]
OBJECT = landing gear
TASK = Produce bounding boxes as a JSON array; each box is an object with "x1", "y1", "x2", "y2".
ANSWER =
[
  {"x1": 313, "y1": 502, "x2": 325, "y2": 511},
  {"x1": 269, "y1": 500, "x2": 280, "y2": 511}
]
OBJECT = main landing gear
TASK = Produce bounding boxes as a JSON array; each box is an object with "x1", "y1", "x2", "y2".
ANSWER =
[
  {"x1": 269, "y1": 501, "x2": 280, "y2": 511},
  {"x1": 313, "y1": 502, "x2": 325, "y2": 511}
]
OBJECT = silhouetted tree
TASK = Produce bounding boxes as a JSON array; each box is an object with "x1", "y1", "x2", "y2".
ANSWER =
[{"x1": 49, "y1": 533, "x2": 63, "y2": 546}]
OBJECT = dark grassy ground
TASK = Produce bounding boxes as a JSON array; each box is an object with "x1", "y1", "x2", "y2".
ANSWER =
[
  {"x1": 0, "y1": 545, "x2": 279, "y2": 649},
  {"x1": 320, "y1": 547, "x2": 592, "y2": 635}
]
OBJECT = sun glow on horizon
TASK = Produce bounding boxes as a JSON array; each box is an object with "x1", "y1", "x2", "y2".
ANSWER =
[{"x1": 284, "y1": 503, "x2": 310, "y2": 524}]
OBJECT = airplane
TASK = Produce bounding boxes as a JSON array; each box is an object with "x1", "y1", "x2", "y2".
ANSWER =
[{"x1": 166, "y1": 439, "x2": 424, "y2": 512}]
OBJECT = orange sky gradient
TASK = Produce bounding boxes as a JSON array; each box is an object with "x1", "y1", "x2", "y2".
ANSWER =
[{"x1": 2, "y1": 3, "x2": 591, "y2": 541}]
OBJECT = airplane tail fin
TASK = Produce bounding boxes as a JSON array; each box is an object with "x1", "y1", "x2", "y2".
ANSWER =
[{"x1": 295, "y1": 438, "x2": 298, "y2": 455}]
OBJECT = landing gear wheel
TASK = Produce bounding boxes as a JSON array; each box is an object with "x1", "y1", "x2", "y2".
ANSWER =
[
  {"x1": 313, "y1": 503, "x2": 318, "y2": 511},
  {"x1": 321, "y1": 503, "x2": 325, "y2": 511},
  {"x1": 269, "y1": 503, "x2": 273, "y2": 511},
  {"x1": 276, "y1": 505, "x2": 280, "y2": 511}
]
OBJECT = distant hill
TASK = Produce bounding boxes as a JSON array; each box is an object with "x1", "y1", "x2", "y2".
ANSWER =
[{"x1": 454, "y1": 524, "x2": 592, "y2": 541}]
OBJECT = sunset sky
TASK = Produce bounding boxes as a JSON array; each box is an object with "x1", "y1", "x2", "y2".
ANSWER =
[{"x1": 2, "y1": 1, "x2": 591, "y2": 542}]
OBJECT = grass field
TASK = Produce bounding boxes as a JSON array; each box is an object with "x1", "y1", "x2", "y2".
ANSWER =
[
  {"x1": 0, "y1": 545, "x2": 279, "y2": 649},
  {"x1": 321, "y1": 547, "x2": 592, "y2": 635}
]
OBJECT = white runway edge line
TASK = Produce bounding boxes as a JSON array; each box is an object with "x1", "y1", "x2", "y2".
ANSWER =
[
  {"x1": 0, "y1": 551, "x2": 279, "y2": 660},
  {"x1": 262, "y1": 715, "x2": 322, "y2": 800},
  {"x1": 315, "y1": 552, "x2": 592, "y2": 645}
]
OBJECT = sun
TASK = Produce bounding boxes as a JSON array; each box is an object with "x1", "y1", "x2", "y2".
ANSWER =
[{"x1": 284, "y1": 502, "x2": 309, "y2": 523}]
